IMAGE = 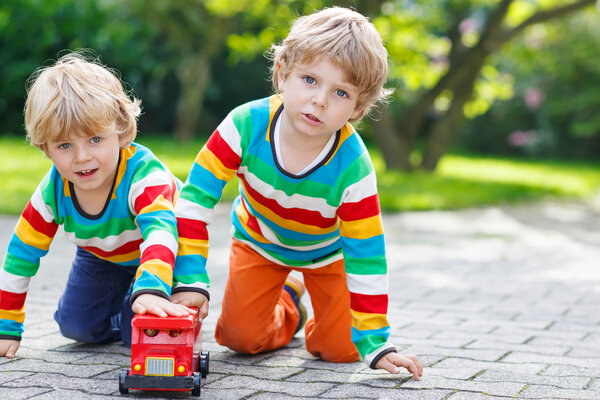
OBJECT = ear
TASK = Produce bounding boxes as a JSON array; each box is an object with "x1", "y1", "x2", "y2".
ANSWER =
[
  {"x1": 276, "y1": 62, "x2": 286, "y2": 92},
  {"x1": 350, "y1": 106, "x2": 366, "y2": 121},
  {"x1": 119, "y1": 135, "x2": 130, "y2": 148}
]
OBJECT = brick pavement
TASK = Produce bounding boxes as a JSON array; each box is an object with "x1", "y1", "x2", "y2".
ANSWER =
[{"x1": 1, "y1": 200, "x2": 599, "y2": 399}]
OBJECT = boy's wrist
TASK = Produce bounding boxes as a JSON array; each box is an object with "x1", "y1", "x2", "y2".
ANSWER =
[
  {"x1": 0, "y1": 334, "x2": 22, "y2": 341},
  {"x1": 367, "y1": 344, "x2": 397, "y2": 369},
  {"x1": 171, "y1": 286, "x2": 210, "y2": 302},
  {"x1": 129, "y1": 289, "x2": 170, "y2": 306}
]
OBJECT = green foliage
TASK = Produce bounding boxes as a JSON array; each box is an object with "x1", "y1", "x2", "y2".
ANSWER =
[
  {"x1": 459, "y1": 6, "x2": 600, "y2": 159},
  {"x1": 0, "y1": 136, "x2": 52, "y2": 215},
  {"x1": 0, "y1": 136, "x2": 597, "y2": 215},
  {"x1": 0, "y1": 0, "x2": 597, "y2": 163}
]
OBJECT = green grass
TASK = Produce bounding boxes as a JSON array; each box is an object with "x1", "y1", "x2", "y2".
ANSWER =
[{"x1": 1, "y1": 135, "x2": 599, "y2": 215}]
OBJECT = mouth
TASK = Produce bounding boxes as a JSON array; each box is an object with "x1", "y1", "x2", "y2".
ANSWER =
[
  {"x1": 303, "y1": 113, "x2": 322, "y2": 124},
  {"x1": 76, "y1": 168, "x2": 97, "y2": 177}
]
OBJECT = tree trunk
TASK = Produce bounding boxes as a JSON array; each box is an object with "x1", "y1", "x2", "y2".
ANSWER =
[
  {"x1": 369, "y1": 107, "x2": 413, "y2": 170},
  {"x1": 421, "y1": 53, "x2": 487, "y2": 171},
  {"x1": 420, "y1": 79, "x2": 474, "y2": 171},
  {"x1": 174, "y1": 53, "x2": 211, "y2": 142}
]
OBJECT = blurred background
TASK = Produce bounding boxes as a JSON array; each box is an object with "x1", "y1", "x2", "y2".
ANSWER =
[{"x1": 1, "y1": 0, "x2": 599, "y2": 214}]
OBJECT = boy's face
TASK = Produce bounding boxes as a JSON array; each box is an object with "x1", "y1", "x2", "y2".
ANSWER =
[
  {"x1": 44, "y1": 128, "x2": 127, "y2": 198},
  {"x1": 277, "y1": 59, "x2": 363, "y2": 143}
]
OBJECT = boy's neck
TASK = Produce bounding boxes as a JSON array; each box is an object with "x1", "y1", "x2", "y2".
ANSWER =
[
  {"x1": 277, "y1": 119, "x2": 337, "y2": 176},
  {"x1": 70, "y1": 165, "x2": 119, "y2": 218}
]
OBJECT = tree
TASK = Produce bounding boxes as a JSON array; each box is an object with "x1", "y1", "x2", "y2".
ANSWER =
[{"x1": 375, "y1": 0, "x2": 595, "y2": 171}]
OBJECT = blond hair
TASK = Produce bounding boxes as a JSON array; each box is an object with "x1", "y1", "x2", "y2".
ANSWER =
[
  {"x1": 270, "y1": 7, "x2": 390, "y2": 121},
  {"x1": 24, "y1": 50, "x2": 141, "y2": 150}
]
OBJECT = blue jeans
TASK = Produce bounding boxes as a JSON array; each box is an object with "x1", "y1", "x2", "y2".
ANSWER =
[{"x1": 54, "y1": 247, "x2": 137, "y2": 345}]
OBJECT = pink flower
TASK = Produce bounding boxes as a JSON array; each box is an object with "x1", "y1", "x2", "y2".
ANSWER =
[
  {"x1": 459, "y1": 18, "x2": 479, "y2": 34},
  {"x1": 524, "y1": 88, "x2": 545, "y2": 110},
  {"x1": 508, "y1": 130, "x2": 537, "y2": 147}
]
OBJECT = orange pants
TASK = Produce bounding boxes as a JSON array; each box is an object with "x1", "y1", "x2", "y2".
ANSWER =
[{"x1": 215, "y1": 240, "x2": 360, "y2": 363}]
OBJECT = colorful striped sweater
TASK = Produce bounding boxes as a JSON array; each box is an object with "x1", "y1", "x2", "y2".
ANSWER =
[
  {"x1": 0, "y1": 143, "x2": 180, "y2": 341},
  {"x1": 175, "y1": 96, "x2": 396, "y2": 368}
]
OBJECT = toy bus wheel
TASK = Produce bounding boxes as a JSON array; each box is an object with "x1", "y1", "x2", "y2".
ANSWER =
[
  {"x1": 200, "y1": 351, "x2": 209, "y2": 378},
  {"x1": 119, "y1": 369, "x2": 129, "y2": 394},
  {"x1": 191, "y1": 372, "x2": 201, "y2": 396}
]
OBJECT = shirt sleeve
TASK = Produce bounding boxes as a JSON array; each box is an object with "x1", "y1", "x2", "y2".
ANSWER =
[
  {"x1": 173, "y1": 115, "x2": 241, "y2": 298},
  {"x1": 338, "y1": 168, "x2": 397, "y2": 368},
  {"x1": 0, "y1": 182, "x2": 58, "y2": 340},
  {"x1": 128, "y1": 160, "x2": 180, "y2": 303}
]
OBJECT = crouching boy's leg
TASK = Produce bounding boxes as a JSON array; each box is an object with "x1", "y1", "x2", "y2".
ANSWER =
[
  {"x1": 54, "y1": 247, "x2": 136, "y2": 344},
  {"x1": 215, "y1": 240, "x2": 299, "y2": 353},
  {"x1": 303, "y1": 259, "x2": 360, "y2": 363}
]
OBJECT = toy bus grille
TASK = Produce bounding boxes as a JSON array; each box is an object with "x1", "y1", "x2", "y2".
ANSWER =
[{"x1": 145, "y1": 357, "x2": 174, "y2": 376}]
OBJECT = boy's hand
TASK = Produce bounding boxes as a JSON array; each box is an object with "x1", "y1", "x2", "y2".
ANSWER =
[
  {"x1": 171, "y1": 291, "x2": 209, "y2": 320},
  {"x1": 0, "y1": 339, "x2": 20, "y2": 359},
  {"x1": 132, "y1": 293, "x2": 196, "y2": 317},
  {"x1": 375, "y1": 352, "x2": 423, "y2": 380}
]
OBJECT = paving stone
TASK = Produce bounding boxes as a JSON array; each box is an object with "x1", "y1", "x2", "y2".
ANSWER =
[
  {"x1": 0, "y1": 371, "x2": 33, "y2": 384},
  {"x1": 0, "y1": 387, "x2": 51, "y2": 399},
  {"x1": 517, "y1": 384, "x2": 600, "y2": 399},
  {"x1": 501, "y1": 352, "x2": 600, "y2": 369},
  {"x1": 402, "y1": 376, "x2": 526, "y2": 397},
  {"x1": 4, "y1": 372, "x2": 118, "y2": 395},
  {"x1": 2, "y1": 201, "x2": 600, "y2": 399},
  {"x1": 285, "y1": 368, "x2": 404, "y2": 388},
  {"x1": 403, "y1": 345, "x2": 507, "y2": 362},
  {"x1": 445, "y1": 392, "x2": 515, "y2": 399},
  {"x1": 432, "y1": 358, "x2": 546, "y2": 375},
  {"x1": 204, "y1": 375, "x2": 335, "y2": 397},
  {"x1": 322, "y1": 384, "x2": 453, "y2": 399},
  {"x1": 209, "y1": 359, "x2": 305, "y2": 380},
  {"x1": 473, "y1": 370, "x2": 591, "y2": 390},
  {"x1": 540, "y1": 364, "x2": 598, "y2": 378},
  {"x1": 2, "y1": 359, "x2": 118, "y2": 378},
  {"x1": 464, "y1": 339, "x2": 571, "y2": 357}
]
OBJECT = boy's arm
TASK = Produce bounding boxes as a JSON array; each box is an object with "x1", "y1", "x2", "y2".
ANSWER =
[
  {"x1": 338, "y1": 168, "x2": 403, "y2": 369},
  {"x1": 0, "y1": 183, "x2": 58, "y2": 342},
  {"x1": 172, "y1": 117, "x2": 242, "y2": 300},
  {"x1": 128, "y1": 162, "x2": 180, "y2": 309}
]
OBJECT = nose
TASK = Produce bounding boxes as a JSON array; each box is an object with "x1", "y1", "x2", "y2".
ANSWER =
[
  {"x1": 74, "y1": 144, "x2": 92, "y2": 162},
  {"x1": 312, "y1": 91, "x2": 327, "y2": 109}
]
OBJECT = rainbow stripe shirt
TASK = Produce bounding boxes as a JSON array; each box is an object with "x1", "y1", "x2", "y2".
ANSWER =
[
  {"x1": 175, "y1": 96, "x2": 396, "y2": 367},
  {"x1": 0, "y1": 143, "x2": 179, "y2": 340}
]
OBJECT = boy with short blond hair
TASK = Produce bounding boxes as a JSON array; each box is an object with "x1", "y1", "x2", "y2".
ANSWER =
[
  {"x1": 174, "y1": 7, "x2": 422, "y2": 378},
  {"x1": 0, "y1": 51, "x2": 198, "y2": 359}
]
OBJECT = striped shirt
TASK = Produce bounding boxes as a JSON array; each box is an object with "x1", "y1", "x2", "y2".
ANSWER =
[
  {"x1": 175, "y1": 96, "x2": 395, "y2": 367},
  {"x1": 0, "y1": 143, "x2": 180, "y2": 340}
]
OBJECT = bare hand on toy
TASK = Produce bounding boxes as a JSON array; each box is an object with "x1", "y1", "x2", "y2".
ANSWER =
[
  {"x1": 132, "y1": 293, "x2": 196, "y2": 317},
  {"x1": 171, "y1": 291, "x2": 209, "y2": 320}
]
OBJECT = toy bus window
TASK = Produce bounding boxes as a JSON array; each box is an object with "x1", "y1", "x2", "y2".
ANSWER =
[
  {"x1": 168, "y1": 329, "x2": 183, "y2": 337},
  {"x1": 144, "y1": 329, "x2": 159, "y2": 337}
]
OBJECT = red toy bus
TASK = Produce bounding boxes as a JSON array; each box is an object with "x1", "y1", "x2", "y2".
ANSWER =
[{"x1": 119, "y1": 309, "x2": 209, "y2": 396}]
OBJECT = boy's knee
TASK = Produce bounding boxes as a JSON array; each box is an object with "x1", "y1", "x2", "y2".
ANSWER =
[
  {"x1": 54, "y1": 310, "x2": 111, "y2": 344},
  {"x1": 56, "y1": 320, "x2": 99, "y2": 343},
  {"x1": 215, "y1": 324, "x2": 264, "y2": 354}
]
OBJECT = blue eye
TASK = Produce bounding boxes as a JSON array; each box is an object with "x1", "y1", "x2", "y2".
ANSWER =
[
  {"x1": 336, "y1": 89, "x2": 348, "y2": 98},
  {"x1": 90, "y1": 136, "x2": 102, "y2": 144},
  {"x1": 304, "y1": 76, "x2": 315, "y2": 85},
  {"x1": 59, "y1": 143, "x2": 71, "y2": 150}
]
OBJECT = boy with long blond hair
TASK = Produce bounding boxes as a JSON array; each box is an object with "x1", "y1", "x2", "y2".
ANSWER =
[{"x1": 0, "y1": 51, "x2": 200, "y2": 358}]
